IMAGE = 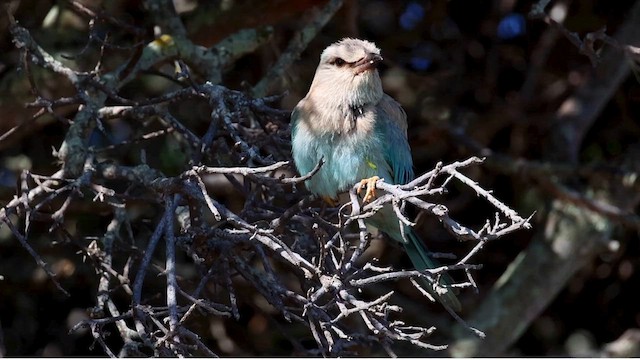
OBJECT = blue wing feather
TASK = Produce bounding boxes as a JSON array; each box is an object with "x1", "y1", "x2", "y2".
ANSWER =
[{"x1": 376, "y1": 95, "x2": 414, "y2": 185}]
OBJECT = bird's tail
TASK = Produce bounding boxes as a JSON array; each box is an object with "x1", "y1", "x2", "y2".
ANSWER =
[{"x1": 403, "y1": 228, "x2": 461, "y2": 311}]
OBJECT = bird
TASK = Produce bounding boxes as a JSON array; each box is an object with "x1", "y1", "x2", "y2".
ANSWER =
[{"x1": 290, "y1": 38, "x2": 460, "y2": 311}]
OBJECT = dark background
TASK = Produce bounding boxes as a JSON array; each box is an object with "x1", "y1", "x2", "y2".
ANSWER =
[{"x1": 1, "y1": 0, "x2": 639, "y2": 356}]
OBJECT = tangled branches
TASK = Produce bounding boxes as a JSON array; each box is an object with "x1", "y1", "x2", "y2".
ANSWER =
[
  {"x1": 0, "y1": 1, "x2": 533, "y2": 356},
  {"x1": 2, "y1": 97, "x2": 530, "y2": 355}
]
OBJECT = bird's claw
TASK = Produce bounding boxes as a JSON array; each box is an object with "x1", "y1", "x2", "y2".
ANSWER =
[{"x1": 357, "y1": 176, "x2": 380, "y2": 203}]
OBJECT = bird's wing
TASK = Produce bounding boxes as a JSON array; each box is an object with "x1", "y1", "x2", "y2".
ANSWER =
[
  {"x1": 377, "y1": 94, "x2": 414, "y2": 185},
  {"x1": 290, "y1": 98, "x2": 320, "y2": 177}
]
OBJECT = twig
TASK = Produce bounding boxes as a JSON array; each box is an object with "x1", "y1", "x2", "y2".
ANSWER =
[{"x1": 252, "y1": 0, "x2": 345, "y2": 97}]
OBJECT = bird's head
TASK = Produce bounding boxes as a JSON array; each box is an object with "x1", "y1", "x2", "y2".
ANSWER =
[{"x1": 309, "y1": 38, "x2": 384, "y2": 109}]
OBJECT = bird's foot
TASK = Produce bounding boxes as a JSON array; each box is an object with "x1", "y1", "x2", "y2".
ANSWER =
[
  {"x1": 321, "y1": 196, "x2": 339, "y2": 207},
  {"x1": 357, "y1": 176, "x2": 380, "y2": 203}
]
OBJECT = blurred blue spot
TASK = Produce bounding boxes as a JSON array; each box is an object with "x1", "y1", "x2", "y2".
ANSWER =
[
  {"x1": 400, "y1": 2, "x2": 425, "y2": 30},
  {"x1": 497, "y1": 13, "x2": 526, "y2": 39},
  {"x1": 0, "y1": 168, "x2": 16, "y2": 188},
  {"x1": 410, "y1": 56, "x2": 432, "y2": 71}
]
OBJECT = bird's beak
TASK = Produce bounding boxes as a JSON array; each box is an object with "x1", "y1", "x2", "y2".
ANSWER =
[{"x1": 354, "y1": 53, "x2": 383, "y2": 74}]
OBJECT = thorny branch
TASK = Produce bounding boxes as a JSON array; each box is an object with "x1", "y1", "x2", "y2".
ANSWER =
[
  {"x1": 529, "y1": 1, "x2": 640, "y2": 67},
  {"x1": 0, "y1": 1, "x2": 533, "y2": 357}
]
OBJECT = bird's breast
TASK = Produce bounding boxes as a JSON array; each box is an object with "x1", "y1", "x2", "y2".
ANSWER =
[{"x1": 292, "y1": 110, "x2": 385, "y2": 198}]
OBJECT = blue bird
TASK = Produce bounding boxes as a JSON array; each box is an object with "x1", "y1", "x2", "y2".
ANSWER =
[{"x1": 291, "y1": 38, "x2": 460, "y2": 311}]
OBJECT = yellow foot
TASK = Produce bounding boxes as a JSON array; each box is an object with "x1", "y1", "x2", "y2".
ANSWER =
[
  {"x1": 321, "y1": 196, "x2": 339, "y2": 207},
  {"x1": 357, "y1": 176, "x2": 380, "y2": 203}
]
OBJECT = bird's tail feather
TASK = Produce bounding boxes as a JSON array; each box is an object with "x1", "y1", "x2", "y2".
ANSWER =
[{"x1": 403, "y1": 228, "x2": 461, "y2": 311}]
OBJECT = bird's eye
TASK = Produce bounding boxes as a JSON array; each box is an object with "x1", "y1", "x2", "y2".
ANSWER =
[{"x1": 333, "y1": 58, "x2": 346, "y2": 66}]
